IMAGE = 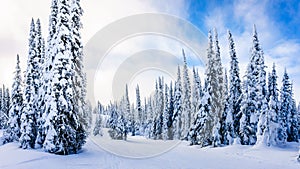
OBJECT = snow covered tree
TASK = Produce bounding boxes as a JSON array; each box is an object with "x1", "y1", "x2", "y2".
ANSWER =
[
  {"x1": 93, "y1": 111, "x2": 103, "y2": 136},
  {"x1": 153, "y1": 77, "x2": 164, "y2": 139},
  {"x1": 35, "y1": 18, "x2": 46, "y2": 148},
  {"x1": 202, "y1": 29, "x2": 224, "y2": 146},
  {"x1": 38, "y1": 0, "x2": 59, "y2": 148},
  {"x1": 107, "y1": 104, "x2": 127, "y2": 140},
  {"x1": 20, "y1": 19, "x2": 38, "y2": 149},
  {"x1": 227, "y1": 30, "x2": 242, "y2": 139},
  {"x1": 162, "y1": 84, "x2": 170, "y2": 140},
  {"x1": 278, "y1": 69, "x2": 293, "y2": 145},
  {"x1": 210, "y1": 29, "x2": 224, "y2": 147},
  {"x1": 0, "y1": 85, "x2": 10, "y2": 129},
  {"x1": 135, "y1": 84, "x2": 143, "y2": 134},
  {"x1": 240, "y1": 25, "x2": 266, "y2": 145},
  {"x1": 239, "y1": 65, "x2": 255, "y2": 145},
  {"x1": 144, "y1": 97, "x2": 154, "y2": 139},
  {"x1": 2, "y1": 55, "x2": 23, "y2": 143},
  {"x1": 191, "y1": 67, "x2": 202, "y2": 127},
  {"x1": 255, "y1": 25, "x2": 268, "y2": 145},
  {"x1": 123, "y1": 84, "x2": 134, "y2": 136},
  {"x1": 173, "y1": 66, "x2": 183, "y2": 140},
  {"x1": 70, "y1": 0, "x2": 89, "y2": 140},
  {"x1": 222, "y1": 69, "x2": 234, "y2": 145},
  {"x1": 181, "y1": 49, "x2": 192, "y2": 139},
  {"x1": 256, "y1": 64, "x2": 279, "y2": 146},
  {"x1": 93, "y1": 103, "x2": 103, "y2": 136},
  {"x1": 168, "y1": 82, "x2": 174, "y2": 139},
  {"x1": 0, "y1": 87, "x2": 7, "y2": 129},
  {"x1": 255, "y1": 27, "x2": 269, "y2": 145},
  {"x1": 288, "y1": 84, "x2": 298, "y2": 142},
  {"x1": 43, "y1": 0, "x2": 86, "y2": 154},
  {"x1": 189, "y1": 79, "x2": 212, "y2": 146}
]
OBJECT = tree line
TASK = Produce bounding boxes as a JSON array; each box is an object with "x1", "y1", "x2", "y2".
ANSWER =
[{"x1": 94, "y1": 26, "x2": 300, "y2": 149}]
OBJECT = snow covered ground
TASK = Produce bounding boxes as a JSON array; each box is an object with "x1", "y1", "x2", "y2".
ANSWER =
[{"x1": 0, "y1": 129, "x2": 299, "y2": 169}]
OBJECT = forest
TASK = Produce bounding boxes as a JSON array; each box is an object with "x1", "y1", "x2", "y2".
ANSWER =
[{"x1": 0, "y1": 0, "x2": 298, "y2": 163}]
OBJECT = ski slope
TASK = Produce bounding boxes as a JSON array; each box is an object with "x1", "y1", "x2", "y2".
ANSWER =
[{"x1": 0, "y1": 129, "x2": 299, "y2": 169}]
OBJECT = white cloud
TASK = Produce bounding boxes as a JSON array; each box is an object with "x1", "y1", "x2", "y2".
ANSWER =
[{"x1": 0, "y1": 0, "x2": 190, "y2": 105}]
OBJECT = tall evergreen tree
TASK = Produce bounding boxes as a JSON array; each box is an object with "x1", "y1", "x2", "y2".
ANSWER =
[
  {"x1": 189, "y1": 79, "x2": 212, "y2": 146},
  {"x1": 35, "y1": 18, "x2": 46, "y2": 148},
  {"x1": 162, "y1": 84, "x2": 170, "y2": 140},
  {"x1": 144, "y1": 97, "x2": 154, "y2": 138},
  {"x1": 20, "y1": 19, "x2": 38, "y2": 149},
  {"x1": 154, "y1": 77, "x2": 164, "y2": 139},
  {"x1": 227, "y1": 30, "x2": 242, "y2": 139},
  {"x1": 191, "y1": 67, "x2": 202, "y2": 126},
  {"x1": 200, "y1": 30, "x2": 215, "y2": 145},
  {"x1": 278, "y1": 69, "x2": 291, "y2": 145},
  {"x1": 0, "y1": 86, "x2": 8, "y2": 129},
  {"x1": 40, "y1": 0, "x2": 59, "y2": 149},
  {"x1": 181, "y1": 49, "x2": 192, "y2": 139},
  {"x1": 43, "y1": 0, "x2": 86, "y2": 154},
  {"x1": 222, "y1": 69, "x2": 234, "y2": 145},
  {"x1": 3, "y1": 55, "x2": 23, "y2": 143},
  {"x1": 173, "y1": 66, "x2": 183, "y2": 140},
  {"x1": 124, "y1": 84, "x2": 134, "y2": 136},
  {"x1": 288, "y1": 83, "x2": 298, "y2": 142},
  {"x1": 70, "y1": 0, "x2": 88, "y2": 143},
  {"x1": 211, "y1": 29, "x2": 224, "y2": 147},
  {"x1": 0, "y1": 85, "x2": 10, "y2": 129},
  {"x1": 239, "y1": 64, "x2": 255, "y2": 145},
  {"x1": 256, "y1": 64, "x2": 279, "y2": 146},
  {"x1": 168, "y1": 82, "x2": 174, "y2": 139},
  {"x1": 240, "y1": 25, "x2": 266, "y2": 145},
  {"x1": 135, "y1": 84, "x2": 142, "y2": 134}
]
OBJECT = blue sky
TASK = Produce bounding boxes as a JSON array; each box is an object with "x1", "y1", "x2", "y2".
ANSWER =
[
  {"x1": 0, "y1": 0, "x2": 299, "y2": 104},
  {"x1": 185, "y1": 0, "x2": 300, "y2": 102}
]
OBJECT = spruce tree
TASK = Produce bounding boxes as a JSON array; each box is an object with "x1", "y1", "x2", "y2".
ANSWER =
[
  {"x1": 255, "y1": 25, "x2": 269, "y2": 145},
  {"x1": 288, "y1": 84, "x2": 298, "y2": 142},
  {"x1": 144, "y1": 97, "x2": 154, "y2": 139},
  {"x1": 240, "y1": 25, "x2": 266, "y2": 145},
  {"x1": 200, "y1": 30, "x2": 215, "y2": 145},
  {"x1": 181, "y1": 49, "x2": 192, "y2": 139},
  {"x1": 123, "y1": 85, "x2": 134, "y2": 136},
  {"x1": 20, "y1": 19, "x2": 38, "y2": 149},
  {"x1": 70, "y1": 0, "x2": 88, "y2": 143},
  {"x1": 162, "y1": 84, "x2": 170, "y2": 140},
  {"x1": 191, "y1": 67, "x2": 202, "y2": 126},
  {"x1": 189, "y1": 79, "x2": 212, "y2": 146},
  {"x1": 0, "y1": 86, "x2": 8, "y2": 129},
  {"x1": 227, "y1": 30, "x2": 242, "y2": 139},
  {"x1": 93, "y1": 110, "x2": 103, "y2": 136},
  {"x1": 135, "y1": 84, "x2": 142, "y2": 134},
  {"x1": 211, "y1": 29, "x2": 224, "y2": 147},
  {"x1": 0, "y1": 85, "x2": 10, "y2": 129},
  {"x1": 154, "y1": 77, "x2": 164, "y2": 139},
  {"x1": 173, "y1": 66, "x2": 183, "y2": 140},
  {"x1": 3, "y1": 55, "x2": 23, "y2": 143},
  {"x1": 256, "y1": 64, "x2": 279, "y2": 146},
  {"x1": 43, "y1": 0, "x2": 86, "y2": 154},
  {"x1": 239, "y1": 65, "x2": 255, "y2": 145},
  {"x1": 278, "y1": 69, "x2": 291, "y2": 145},
  {"x1": 222, "y1": 69, "x2": 234, "y2": 145},
  {"x1": 168, "y1": 82, "x2": 174, "y2": 139},
  {"x1": 35, "y1": 18, "x2": 46, "y2": 148}
]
